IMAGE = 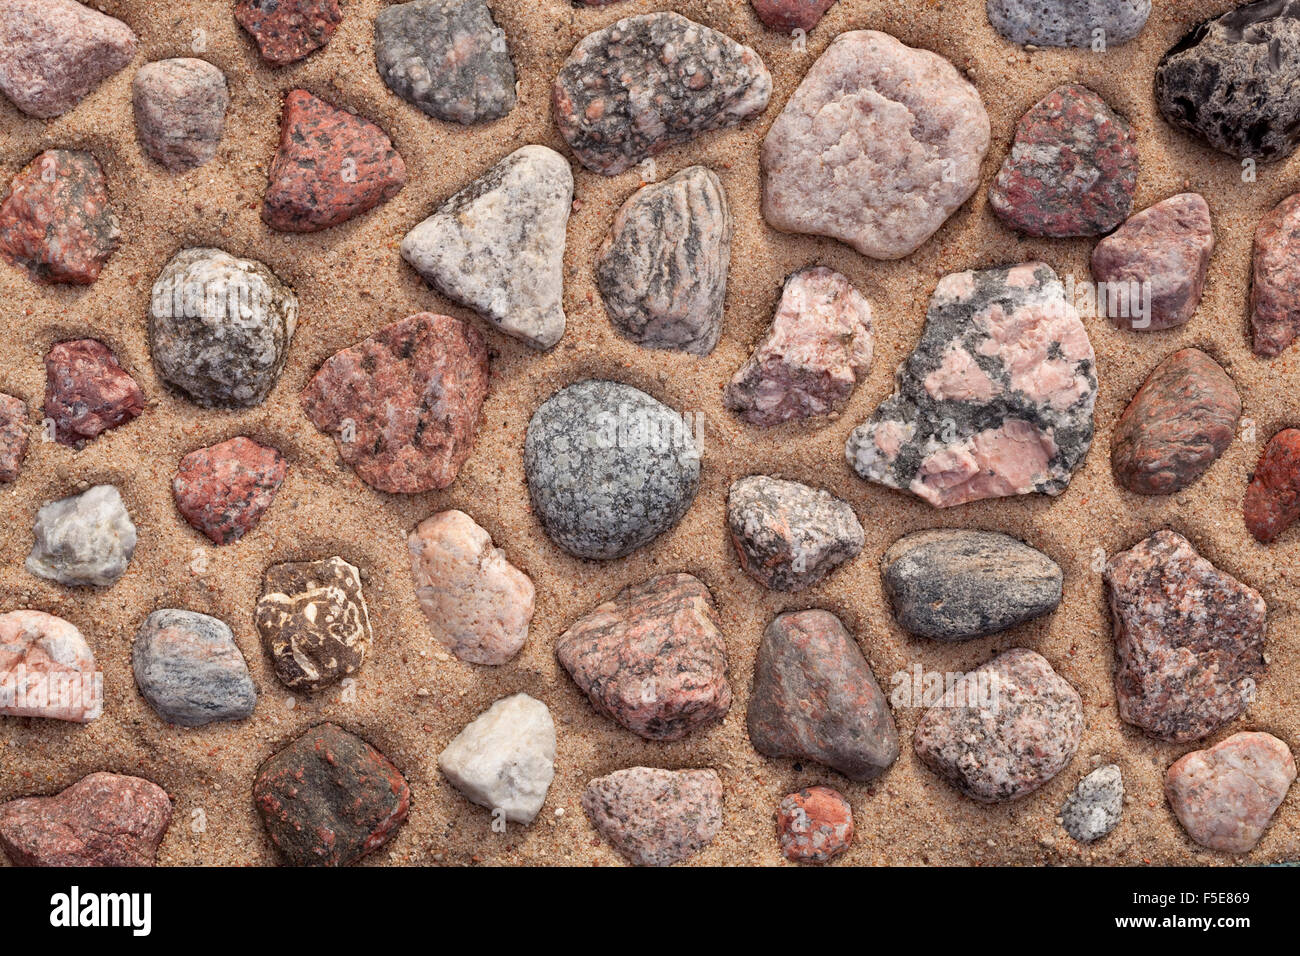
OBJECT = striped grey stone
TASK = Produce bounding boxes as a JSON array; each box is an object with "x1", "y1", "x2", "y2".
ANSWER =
[{"x1": 133, "y1": 610, "x2": 256, "y2": 727}]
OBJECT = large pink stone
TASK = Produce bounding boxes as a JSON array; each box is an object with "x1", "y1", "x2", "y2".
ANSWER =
[{"x1": 0, "y1": 610, "x2": 101, "y2": 722}]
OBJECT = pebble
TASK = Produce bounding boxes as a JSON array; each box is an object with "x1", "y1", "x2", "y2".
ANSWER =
[
  {"x1": 762, "y1": 30, "x2": 989, "y2": 259},
  {"x1": 987, "y1": 0, "x2": 1150, "y2": 47},
  {"x1": 132, "y1": 609, "x2": 256, "y2": 727},
  {"x1": 1060, "y1": 764, "x2": 1123, "y2": 843},
  {"x1": 43, "y1": 339, "x2": 144, "y2": 447},
  {"x1": 1165, "y1": 731, "x2": 1296, "y2": 853},
  {"x1": 132, "y1": 58, "x2": 229, "y2": 171},
  {"x1": 0, "y1": 0, "x2": 137, "y2": 118},
  {"x1": 263, "y1": 89, "x2": 406, "y2": 232},
  {"x1": 374, "y1": 0, "x2": 516, "y2": 124},
  {"x1": 149, "y1": 248, "x2": 298, "y2": 408},
  {"x1": 776, "y1": 785, "x2": 853, "y2": 864},
  {"x1": 524, "y1": 380, "x2": 700, "y2": 560},
  {"x1": 301, "y1": 312, "x2": 488, "y2": 494},
  {"x1": 1245, "y1": 428, "x2": 1300, "y2": 543},
  {"x1": 596, "y1": 166, "x2": 731, "y2": 355},
  {"x1": 0, "y1": 393, "x2": 28, "y2": 482},
  {"x1": 0, "y1": 609, "x2": 101, "y2": 722},
  {"x1": 724, "y1": 266, "x2": 873, "y2": 426},
  {"x1": 172, "y1": 437, "x2": 285, "y2": 545},
  {"x1": 881, "y1": 529, "x2": 1062, "y2": 641},
  {"x1": 27, "y1": 485, "x2": 137, "y2": 588},
  {"x1": 253, "y1": 723, "x2": 410, "y2": 866},
  {"x1": 582, "y1": 767, "x2": 723, "y2": 866},
  {"x1": 438, "y1": 693, "x2": 556, "y2": 824},
  {"x1": 553, "y1": 12, "x2": 772, "y2": 175},
  {"x1": 408, "y1": 509, "x2": 534, "y2": 665},
  {"x1": 401, "y1": 146, "x2": 572, "y2": 350},
  {"x1": 846, "y1": 263, "x2": 1097, "y2": 508},
  {"x1": 0, "y1": 149, "x2": 121, "y2": 285},
  {"x1": 1105, "y1": 530, "x2": 1266, "y2": 742},
  {"x1": 1250, "y1": 192, "x2": 1300, "y2": 357},
  {"x1": 235, "y1": 0, "x2": 341, "y2": 67},
  {"x1": 913, "y1": 648, "x2": 1083, "y2": 802},
  {"x1": 1111, "y1": 349, "x2": 1241, "y2": 496},
  {"x1": 726, "y1": 475, "x2": 863, "y2": 592},
  {"x1": 555, "y1": 573, "x2": 731, "y2": 740},
  {"x1": 752, "y1": 0, "x2": 839, "y2": 31},
  {"x1": 0, "y1": 772, "x2": 170, "y2": 867},
  {"x1": 747, "y1": 609, "x2": 899, "y2": 780},
  {"x1": 254, "y1": 555, "x2": 372, "y2": 692}
]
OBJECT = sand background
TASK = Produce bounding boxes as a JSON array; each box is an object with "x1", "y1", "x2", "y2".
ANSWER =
[{"x1": 1, "y1": 0, "x2": 1298, "y2": 866}]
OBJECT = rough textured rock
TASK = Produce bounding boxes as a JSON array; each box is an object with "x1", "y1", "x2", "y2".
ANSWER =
[
  {"x1": 554, "y1": 12, "x2": 772, "y2": 176},
  {"x1": 582, "y1": 767, "x2": 723, "y2": 866},
  {"x1": 776, "y1": 785, "x2": 853, "y2": 863},
  {"x1": 263, "y1": 90, "x2": 406, "y2": 232},
  {"x1": 1112, "y1": 349, "x2": 1241, "y2": 496},
  {"x1": 132, "y1": 58, "x2": 228, "y2": 171},
  {"x1": 989, "y1": 84, "x2": 1138, "y2": 237},
  {"x1": 556, "y1": 573, "x2": 730, "y2": 740},
  {"x1": 235, "y1": 0, "x2": 341, "y2": 66},
  {"x1": 401, "y1": 146, "x2": 571, "y2": 349},
  {"x1": 913, "y1": 648, "x2": 1083, "y2": 802},
  {"x1": 752, "y1": 0, "x2": 839, "y2": 32},
  {"x1": 988, "y1": 0, "x2": 1150, "y2": 47},
  {"x1": 0, "y1": 0, "x2": 137, "y2": 118},
  {"x1": 301, "y1": 313, "x2": 488, "y2": 494},
  {"x1": 1250, "y1": 192, "x2": 1300, "y2": 357},
  {"x1": 0, "y1": 393, "x2": 28, "y2": 482},
  {"x1": 253, "y1": 723, "x2": 410, "y2": 866},
  {"x1": 407, "y1": 509, "x2": 534, "y2": 665},
  {"x1": 132, "y1": 610, "x2": 256, "y2": 727},
  {"x1": 596, "y1": 166, "x2": 731, "y2": 355},
  {"x1": 0, "y1": 149, "x2": 121, "y2": 285},
  {"x1": 0, "y1": 610, "x2": 101, "y2": 722},
  {"x1": 524, "y1": 380, "x2": 700, "y2": 560},
  {"x1": 172, "y1": 437, "x2": 286, "y2": 545},
  {"x1": 0, "y1": 773, "x2": 170, "y2": 867},
  {"x1": 374, "y1": 0, "x2": 516, "y2": 124},
  {"x1": 762, "y1": 30, "x2": 989, "y2": 260},
  {"x1": 438, "y1": 693, "x2": 556, "y2": 824},
  {"x1": 149, "y1": 248, "x2": 298, "y2": 408},
  {"x1": 726, "y1": 475, "x2": 863, "y2": 592},
  {"x1": 43, "y1": 339, "x2": 144, "y2": 448},
  {"x1": 881, "y1": 529, "x2": 1062, "y2": 641},
  {"x1": 1245, "y1": 428, "x2": 1300, "y2": 543},
  {"x1": 1061, "y1": 764, "x2": 1123, "y2": 843},
  {"x1": 255, "y1": 556, "x2": 372, "y2": 693},
  {"x1": 27, "y1": 485, "x2": 136, "y2": 588},
  {"x1": 846, "y1": 263, "x2": 1097, "y2": 508},
  {"x1": 1105, "y1": 530, "x2": 1267, "y2": 743},
  {"x1": 1090, "y1": 193, "x2": 1215, "y2": 331},
  {"x1": 1166, "y1": 732, "x2": 1296, "y2": 853},
  {"x1": 747, "y1": 609, "x2": 899, "y2": 780}
]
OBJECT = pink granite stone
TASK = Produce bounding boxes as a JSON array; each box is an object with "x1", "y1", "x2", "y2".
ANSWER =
[
  {"x1": 43, "y1": 339, "x2": 145, "y2": 447},
  {"x1": 582, "y1": 767, "x2": 723, "y2": 866},
  {"x1": 0, "y1": 610, "x2": 101, "y2": 722},
  {"x1": 0, "y1": 393, "x2": 30, "y2": 483},
  {"x1": 1251, "y1": 192, "x2": 1300, "y2": 357}
]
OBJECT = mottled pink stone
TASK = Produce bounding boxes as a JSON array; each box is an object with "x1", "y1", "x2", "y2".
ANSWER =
[
  {"x1": 0, "y1": 610, "x2": 101, "y2": 722},
  {"x1": 1251, "y1": 192, "x2": 1300, "y2": 357},
  {"x1": 582, "y1": 767, "x2": 723, "y2": 867}
]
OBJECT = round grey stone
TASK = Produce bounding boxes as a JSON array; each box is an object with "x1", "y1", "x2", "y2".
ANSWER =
[
  {"x1": 1061, "y1": 763, "x2": 1123, "y2": 843},
  {"x1": 26, "y1": 484, "x2": 136, "y2": 587},
  {"x1": 987, "y1": 0, "x2": 1150, "y2": 48},
  {"x1": 132, "y1": 609, "x2": 257, "y2": 727}
]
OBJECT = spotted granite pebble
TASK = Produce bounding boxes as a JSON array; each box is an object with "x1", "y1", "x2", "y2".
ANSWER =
[
  {"x1": 1061, "y1": 764, "x2": 1123, "y2": 843},
  {"x1": 0, "y1": 610, "x2": 101, "y2": 722},
  {"x1": 172, "y1": 437, "x2": 286, "y2": 545},
  {"x1": 438, "y1": 693, "x2": 556, "y2": 824},
  {"x1": 0, "y1": 393, "x2": 28, "y2": 482},
  {"x1": 43, "y1": 339, "x2": 144, "y2": 448},
  {"x1": 752, "y1": 0, "x2": 839, "y2": 31},
  {"x1": 235, "y1": 0, "x2": 341, "y2": 67},
  {"x1": 1250, "y1": 192, "x2": 1300, "y2": 357},
  {"x1": 1245, "y1": 428, "x2": 1300, "y2": 543},
  {"x1": 132, "y1": 58, "x2": 229, "y2": 171},
  {"x1": 132, "y1": 609, "x2": 256, "y2": 727},
  {"x1": 27, "y1": 485, "x2": 136, "y2": 588},
  {"x1": 987, "y1": 0, "x2": 1150, "y2": 47},
  {"x1": 582, "y1": 767, "x2": 723, "y2": 866},
  {"x1": 776, "y1": 785, "x2": 853, "y2": 863}
]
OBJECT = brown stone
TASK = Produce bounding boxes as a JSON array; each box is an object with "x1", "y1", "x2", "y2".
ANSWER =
[
  {"x1": 0, "y1": 609, "x2": 101, "y2": 722},
  {"x1": 235, "y1": 0, "x2": 341, "y2": 66},
  {"x1": 1252, "y1": 192, "x2": 1300, "y2": 357},
  {"x1": 0, "y1": 393, "x2": 30, "y2": 483},
  {"x1": 172, "y1": 437, "x2": 287, "y2": 545},
  {"x1": 582, "y1": 767, "x2": 723, "y2": 866},
  {"x1": 776, "y1": 785, "x2": 853, "y2": 863},
  {"x1": 43, "y1": 339, "x2": 144, "y2": 447},
  {"x1": 1245, "y1": 428, "x2": 1300, "y2": 543}
]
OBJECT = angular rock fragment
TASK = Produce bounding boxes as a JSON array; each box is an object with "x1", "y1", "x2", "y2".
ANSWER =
[
  {"x1": 132, "y1": 609, "x2": 256, "y2": 727},
  {"x1": 582, "y1": 767, "x2": 723, "y2": 866},
  {"x1": 987, "y1": 0, "x2": 1150, "y2": 47},
  {"x1": 235, "y1": 0, "x2": 341, "y2": 67},
  {"x1": 1250, "y1": 192, "x2": 1300, "y2": 357},
  {"x1": 752, "y1": 0, "x2": 839, "y2": 32},
  {"x1": 776, "y1": 785, "x2": 853, "y2": 864},
  {"x1": 0, "y1": 393, "x2": 29, "y2": 482},
  {"x1": 0, "y1": 610, "x2": 101, "y2": 722},
  {"x1": 27, "y1": 485, "x2": 137, "y2": 588},
  {"x1": 132, "y1": 58, "x2": 229, "y2": 171},
  {"x1": 1245, "y1": 428, "x2": 1300, "y2": 543},
  {"x1": 438, "y1": 693, "x2": 556, "y2": 824},
  {"x1": 43, "y1": 339, "x2": 144, "y2": 448},
  {"x1": 172, "y1": 437, "x2": 286, "y2": 545},
  {"x1": 1061, "y1": 764, "x2": 1123, "y2": 843}
]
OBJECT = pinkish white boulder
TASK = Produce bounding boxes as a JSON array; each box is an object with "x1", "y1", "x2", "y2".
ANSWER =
[{"x1": 0, "y1": 610, "x2": 101, "y2": 722}]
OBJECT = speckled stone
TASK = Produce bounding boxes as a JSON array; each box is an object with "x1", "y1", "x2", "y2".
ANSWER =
[
  {"x1": 1245, "y1": 428, "x2": 1300, "y2": 543},
  {"x1": 235, "y1": 0, "x2": 341, "y2": 67},
  {"x1": 132, "y1": 610, "x2": 256, "y2": 727},
  {"x1": 1061, "y1": 764, "x2": 1123, "y2": 843},
  {"x1": 776, "y1": 785, "x2": 853, "y2": 863},
  {"x1": 752, "y1": 0, "x2": 839, "y2": 32},
  {"x1": 1250, "y1": 192, "x2": 1300, "y2": 357},
  {"x1": 0, "y1": 393, "x2": 28, "y2": 483},
  {"x1": 0, "y1": 610, "x2": 101, "y2": 722},
  {"x1": 438, "y1": 693, "x2": 556, "y2": 824},
  {"x1": 172, "y1": 437, "x2": 286, "y2": 545},
  {"x1": 987, "y1": 0, "x2": 1150, "y2": 47},
  {"x1": 132, "y1": 58, "x2": 228, "y2": 171},
  {"x1": 43, "y1": 339, "x2": 144, "y2": 448},
  {"x1": 582, "y1": 767, "x2": 723, "y2": 866},
  {"x1": 27, "y1": 485, "x2": 136, "y2": 588}
]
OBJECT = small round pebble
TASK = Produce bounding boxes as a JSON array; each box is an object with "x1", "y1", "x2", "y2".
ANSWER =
[
  {"x1": 1060, "y1": 764, "x2": 1123, "y2": 843},
  {"x1": 776, "y1": 786, "x2": 854, "y2": 863},
  {"x1": 26, "y1": 485, "x2": 137, "y2": 588}
]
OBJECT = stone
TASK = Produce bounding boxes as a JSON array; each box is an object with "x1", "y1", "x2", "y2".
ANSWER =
[
  {"x1": 132, "y1": 58, "x2": 228, "y2": 171},
  {"x1": 554, "y1": 12, "x2": 772, "y2": 176},
  {"x1": 0, "y1": 610, "x2": 101, "y2": 722},
  {"x1": 1105, "y1": 530, "x2": 1266, "y2": 743},
  {"x1": 582, "y1": 767, "x2": 722, "y2": 866},
  {"x1": 149, "y1": 248, "x2": 298, "y2": 408},
  {"x1": 254, "y1": 556, "x2": 372, "y2": 693},
  {"x1": 776, "y1": 785, "x2": 853, "y2": 864},
  {"x1": 1061, "y1": 764, "x2": 1123, "y2": 843},
  {"x1": 253, "y1": 723, "x2": 410, "y2": 866},
  {"x1": 1090, "y1": 193, "x2": 1215, "y2": 331},
  {"x1": 0, "y1": 149, "x2": 121, "y2": 285},
  {"x1": 263, "y1": 90, "x2": 406, "y2": 232},
  {"x1": 846, "y1": 263, "x2": 1097, "y2": 508},
  {"x1": 1245, "y1": 428, "x2": 1300, "y2": 543},
  {"x1": 43, "y1": 339, "x2": 144, "y2": 448},
  {"x1": 0, "y1": 773, "x2": 170, "y2": 867},
  {"x1": 27, "y1": 485, "x2": 136, "y2": 588},
  {"x1": 987, "y1": 0, "x2": 1150, "y2": 47},
  {"x1": 301, "y1": 313, "x2": 488, "y2": 494},
  {"x1": 0, "y1": 0, "x2": 136, "y2": 119},
  {"x1": 1155, "y1": 0, "x2": 1300, "y2": 162},
  {"x1": 596, "y1": 166, "x2": 731, "y2": 355},
  {"x1": 524, "y1": 379, "x2": 700, "y2": 560},
  {"x1": 913, "y1": 648, "x2": 1083, "y2": 803},
  {"x1": 235, "y1": 0, "x2": 341, "y2": 67},
  {"x1": 407, "y1": 510, "x2": 534, "y2": 665},
  {"x1": 881, "y1": 529, "x2": 1062, "y2": 641},
  {"x1": 0, "y1": 393, "x2": 28, "y2": 482},
  {"x1": 172, "y1": 437, "x2": 286, "y2": 545},
  {"x1": 752, "y1": 0, "x2": 839, "y2": 32},
  {"x1": 374, "y1": 0, "x2": 516, "y2": 124},
  {"x1": 1111, "y1": 349, "x2": 1241, "y2": 496},
  {"x1": 132, "y1": 610, "x2": 256, "y2": 727},
  {"x1": 762, "y1": 30, "x2": 988, "y2": 260},
  {"x1": 1250, "y1": 192, "x2": 1300, "y2": 357},
  {"x1": 724, "y1": 266, "x2": 873, "y2": 427},
  {"x1": 401, "y1": 146, "x2": 571, "y2": 350},
  {"x1": 726, "y1": 475, "x2": 863, "y2": 592},
  {"x1": 747, "y1": 609, "x2": 899, "y2": 780},
  {"x1": 989, "y1": 84, "x2": 1137, "y2": 237},
  {"x1": 438, "y1": 693, "x2": 555, "y2": 824},
  {"x1": 1165, "y1": 732, "x2": 1296, "y2": 853},
  {"x1": 555, "y1": 573, "x2": 731, "y2": 741}
]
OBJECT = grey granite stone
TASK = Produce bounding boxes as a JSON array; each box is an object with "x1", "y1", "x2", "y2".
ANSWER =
[
  {"x1": 1061, "y1": 764, "x2": 1123, "y2": 843},
  {"x1": 132, "y1": 610, "x2": 256, "y2": 727}
]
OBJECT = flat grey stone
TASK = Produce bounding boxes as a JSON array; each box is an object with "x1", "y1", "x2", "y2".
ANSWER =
[{"x1": 132, "y1": 610, "x2": 256, "y2": 727}]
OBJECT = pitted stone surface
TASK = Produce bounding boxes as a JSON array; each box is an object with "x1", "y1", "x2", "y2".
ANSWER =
[
  {"x1": 987, "y1": 0, "x2": 1150, "y2": 47},
  {"x1": 172, "y1": 437, "x2": 286, "y2": 545},
  {"x1": 776, "y1": 785, "x2": 853, "y2": 863},
  {"x1": 1245, "y1": 428, "x2": 1300, "y2": 543},
  {"x1": 1061, "y1": 764, "x2": 1124, "y2": 843},
  {"x1": 235, "y1": 0, "x2": 342, "y2": 67},
  {"x1": 43, "y1": 339, "x2": 144, "y2": 448},
  {"x1": 582, "y1": 767, "x2": 723, "y2": 866}
]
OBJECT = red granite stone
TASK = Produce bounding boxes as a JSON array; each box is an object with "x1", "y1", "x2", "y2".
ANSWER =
[
  {"x1": 752, "y1": 0, "x2": 838, "y2": 31},
  {"x1": 1245, "y1": 428, "x2": 1300, "y2": 543},
  {"x1": 1251, "y1": 192, "x2": 1300, "y2": 357},
  {"x1": 173, "y1": 437, "x2": 286, "y2": 545},
  {"x1": 776, "y1": 785, "x2": 853, "y2": 863},
  {"x1": 0, "y1": 393, "x2": 30, "y2": 483},
  {"x1": 43, "y1": 339, "x2": 144, "y2": 447},
  {"x1": 235, "y1": 0, "x2": 341, "y2": 67}
]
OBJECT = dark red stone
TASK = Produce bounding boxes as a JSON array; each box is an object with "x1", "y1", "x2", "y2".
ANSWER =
[
  {"x1": 235, "y1": 0, "x2": 341, "y2": 67},
  {"x1": 173, "y1": 436, "x2": 287, "y2": 545},
  {"x1": 1245, "y1": 428, "x2": 1300, "y2": 543},
  {"x1": 0, "y1": 393, "x2": 30, "y2": 482},
  {"x1": 752, "y1": 0, "x2": 838, "y2": 31},
  {"x1": 43, "y1": 339, "x2": 145, "y2": 447}
]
